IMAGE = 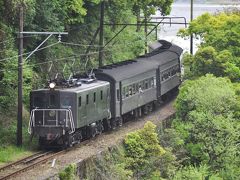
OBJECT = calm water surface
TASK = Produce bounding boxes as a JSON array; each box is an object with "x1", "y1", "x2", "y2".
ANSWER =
[{"x1": 153, "y1": 3, "x2": 240, "y2": 53}]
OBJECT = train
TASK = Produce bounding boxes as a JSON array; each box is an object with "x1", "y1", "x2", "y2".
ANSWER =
[{"x1": 28, "y1": 40, "x2": 183, "y2": 148}]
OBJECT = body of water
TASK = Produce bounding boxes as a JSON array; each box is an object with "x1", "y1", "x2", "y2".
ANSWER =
[{"x1": 153, "y1": 3, "x2": 240, "y2": 53}]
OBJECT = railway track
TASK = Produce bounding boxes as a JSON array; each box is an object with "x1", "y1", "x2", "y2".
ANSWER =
[
  {"x1": 0, "y1": 96, "x2": 176, "y2": 180},
  {"x1": 0, "y1": 150, "x2": 64, "y2": 180},
  {"x1": 0, "y1": 138, "x2": 94, "y2": 180}
]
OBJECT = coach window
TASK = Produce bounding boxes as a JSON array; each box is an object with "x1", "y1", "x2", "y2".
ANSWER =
[
  {"x1": 132, "y1": 84, "x2": 136, "y2": 94},
  {"x1": 141, "y1": 81, "x2": 145, "y2": 90},
  {"x1": 86, "y1": 94, "x2": 89, "y2": 105},
  {"x1": 151, "y1": 77, "x2": 154, "y2": 87},
  {"x1": 93, "y1": 92, "x2": 96, "y2": 103},
  {"x1": 129, "y1": 85, "x2": 132, "y2": 96},
  {"x1": 122, "y1": 87, "x2": 125, "y2": 99},
  {"x1": 136, "y1": 83, "x2": 139, "y2": 92},
  {"x1": 125, "y1": 86, "x2": 129, "y2": 97},
  {"x1": 78, "y1": 96, "x2": 81, "y2": 107},
  {"x1": 145, "y1": 80, "x2": 148, "y2": 89}
]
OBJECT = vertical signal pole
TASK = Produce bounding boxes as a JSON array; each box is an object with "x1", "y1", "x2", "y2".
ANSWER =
[
  {"x1": 17, "y1": 4, "x2": 23, "y2": 146},
  {"x1": 99, "y1": 1, "x2": 105, "y2": 67},
  {"x1": 190, "y1": 0, "x2": 193, "y2": 54}
]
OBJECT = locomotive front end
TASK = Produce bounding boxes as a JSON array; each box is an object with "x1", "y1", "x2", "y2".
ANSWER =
[{"x1": 28, "y1": 86, "x2": 75, "y2": 147}]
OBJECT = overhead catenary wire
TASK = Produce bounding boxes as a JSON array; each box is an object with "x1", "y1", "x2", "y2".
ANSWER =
[
  {"x1": 0, "y1": 38, "x2": 144, "y2": 64},
  {"x1": 0, "y1": 22, "x2": 152, "y2": 63},
  {"x1": 61, "y1": 41, "x2": 102, "y2": 47},
  {"x1": 0, "y1": 41, "x2": 60, "y2": 63},
  {"x1": 0, "y1": 49, "x2": 112, "y2": 73}
]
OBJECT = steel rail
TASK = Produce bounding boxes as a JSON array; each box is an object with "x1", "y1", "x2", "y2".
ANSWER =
[
  {"x1": 0, "y1": 151, "x2": 43, "y2": 172},
  {"x1": 0, "y1": 151, "x2": 63, "y2": 180}
]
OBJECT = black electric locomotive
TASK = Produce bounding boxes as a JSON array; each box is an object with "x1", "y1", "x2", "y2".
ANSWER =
[{"x1": 28, "y1": 40, "x2": 183, "y2": 148}]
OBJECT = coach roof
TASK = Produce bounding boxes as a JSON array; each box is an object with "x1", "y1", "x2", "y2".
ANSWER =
[
  {"x1": 95, "y1": 40, "x2": 183, "y2": 82},
  {"x1": 95, "y1": 58, "x2": 158, "y2": 82},
  {"x1": 142, "y1": 40, "x2": 183, "y2": 65}
]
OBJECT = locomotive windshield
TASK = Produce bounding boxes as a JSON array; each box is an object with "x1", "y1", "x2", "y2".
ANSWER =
[
  {"x1": 61, "y1": 96, "x2": 72, "y2": 108},
  {"x1": 32, "y1": 91, "x2": 59, "y2": 109},
  {"x1": 33, "y1": 96, "x2": 45, "y2": 108}
]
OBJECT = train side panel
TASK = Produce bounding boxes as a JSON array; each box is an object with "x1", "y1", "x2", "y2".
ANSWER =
[
  {"x1": 120, "y1": 70, "x2": 157, "y2": 115},
  {"x1": 76, "y1": 84, "x2": 110, "y2": 127},
  {"x1": 159, "y1": 58, "x2": 181, "y2": 95}
]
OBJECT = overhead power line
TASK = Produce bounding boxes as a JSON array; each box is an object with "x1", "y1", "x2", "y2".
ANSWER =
[
  {"x1": 0, "y1": 49, "x2": 111, "y2": 73},
  {"x1": 0, "y1": 41, "x2": 60, "y2": 63},
  {"x1": 61, "y1": 42, "x2": 102, "y2": 47}
]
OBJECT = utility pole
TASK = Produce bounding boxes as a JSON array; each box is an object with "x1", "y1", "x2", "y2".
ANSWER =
[
  {"x1": 16, "y1": 9, "x2": 68, "y2": 146},
  {"x1": 98, "y1": 1, "x2": 105, "y2": 67},
  {"x1": 190, "y1": 0, "x2": 193, "y2": 54},
  {"x1": 144, "y1": 16, "x2": 148, "y2": 54},
  {"x1": 17, "y1": 4, "x2": 23, "y2": 146}
]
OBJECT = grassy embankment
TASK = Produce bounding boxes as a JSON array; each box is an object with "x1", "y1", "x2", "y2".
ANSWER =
[{"x1": 0, "y1": 108, "x2": 38, "y2": 166}]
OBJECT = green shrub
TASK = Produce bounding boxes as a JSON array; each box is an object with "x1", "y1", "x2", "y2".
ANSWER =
[{"x1": 59, "y1": 164, "x2": 77, "y2": 180}]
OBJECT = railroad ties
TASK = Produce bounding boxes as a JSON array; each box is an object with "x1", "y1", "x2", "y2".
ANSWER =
[{"x1": 0, "y1": 150, "x2": 63, "y2": 180}]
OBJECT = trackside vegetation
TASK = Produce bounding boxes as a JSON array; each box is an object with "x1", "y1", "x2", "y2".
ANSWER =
[
  {"x1": 78, "y1": 10, "x2": 240, "y2": 179},
  {"x1": 0, "y1": 0, "x2": 173, "y2": 162},
  {"x1": 0, "y1": 1, "x2": 239, "y2": 179}
]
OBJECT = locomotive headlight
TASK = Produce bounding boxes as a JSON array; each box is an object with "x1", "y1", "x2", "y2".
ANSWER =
[
  {"x1": 49, "y1": 82, "x2": 56, "y2": 89},
  {"x1": 49, "y1": 110, "x2": 56, "y2": 117}
]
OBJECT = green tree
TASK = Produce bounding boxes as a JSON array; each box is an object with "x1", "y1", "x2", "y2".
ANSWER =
[
  {"x1": 124, "y1": 121, "x2": 165, "y2": 179},
  {"x1": 173, "y1": 164, "x2": 223, "y2": 180},
  {"x1": 175, "y1": 74, "x2": 236, "y2": 119},
  {"x1": 174, "y1": 75, "x2": 240, "y2": 177},
  {"x1": 179, "y1": 11, "x2": 240, "y2": 81}
]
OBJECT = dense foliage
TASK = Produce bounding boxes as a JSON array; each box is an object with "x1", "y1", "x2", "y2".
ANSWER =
[
  {"x1": 179, "y1": 11, "x2": 240, "y2": 81},
  {"x1": 173, "y1": 75, "x2": 240, "y2": 178},
  {"x1": 1, "y1": 2, "x2": 239, "y2": 179},
  {"x1": 124, "y1": 121, "x2": 165, "y2": 179},
  {"x1": 172, "y1": 10, "x2": 240, "y2": 179},
  {"x1": 79, "y1": 8, "x2": 240, "y2": 180},
  {"x1": 0, "y1": 0, "x2": 173, "y2": 146}
]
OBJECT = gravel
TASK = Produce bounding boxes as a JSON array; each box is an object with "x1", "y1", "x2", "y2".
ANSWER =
[{"x1": 13, "y1": 100, "x2": 175, "y2": 180}]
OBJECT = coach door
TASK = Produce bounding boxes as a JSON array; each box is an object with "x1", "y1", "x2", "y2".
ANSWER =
[
  {"x1": 157, "y1": 67, "x2": 161, "y2": 99},
  {"x1": 137, "y1": 81, "x2": 144, "y2": 107}
]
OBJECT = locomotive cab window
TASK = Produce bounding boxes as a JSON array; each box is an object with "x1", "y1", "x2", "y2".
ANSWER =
[
  {"x1": 78, "y1": 96, "x2": 81, "y2": 107},
  {"x1": 61, "y1": 96, "x2": 71, "y2": 108},
  {"x1": 86, "y1": 94, "x2": 89, "y2": 105},
  {"x1": 33, "y1": 96, "x2": 44, "y2": 108},
  {"x1": 100, "y1": 90, "x2": 103, "y2": 100},
  {"x1": 93, "y1": 92, "x2": 96, "y2": 103},
  {"x1": 117, "y1": 89, "x2": 120, "y2": 101},
  {"x1": 49, "y1": 94, "x2": 56, "y2": 106}
]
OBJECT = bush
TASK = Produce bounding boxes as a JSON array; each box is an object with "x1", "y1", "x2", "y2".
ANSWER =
[{"x1": 59, "y1": 164, "x2": 77, "y2": 180}]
